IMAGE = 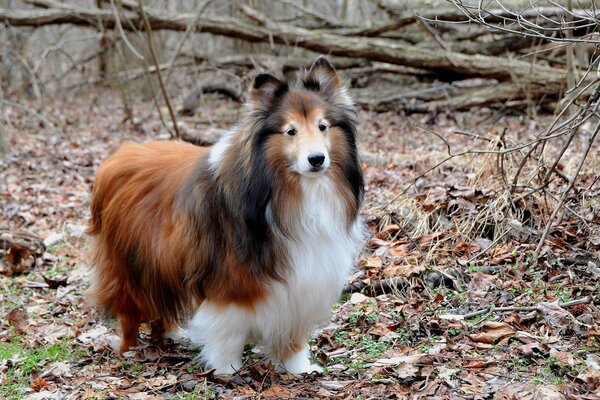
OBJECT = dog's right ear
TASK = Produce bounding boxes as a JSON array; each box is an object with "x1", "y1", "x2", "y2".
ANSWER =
[{"x1": 248, "y1": 73, "x2": 288, "y2": 110}]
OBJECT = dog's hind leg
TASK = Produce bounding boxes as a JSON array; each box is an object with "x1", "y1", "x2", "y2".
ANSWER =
[
  {"x1": 119, "y1": 315, "x2": 141, "y2": 353},
  {"x1": 116, "y1": 295, "x2": 146, "y2": 353}
]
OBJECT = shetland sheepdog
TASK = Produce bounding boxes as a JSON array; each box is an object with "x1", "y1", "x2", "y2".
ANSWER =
[{"x1": 87, "y1": 56, "x2": 364, "y2": 374}]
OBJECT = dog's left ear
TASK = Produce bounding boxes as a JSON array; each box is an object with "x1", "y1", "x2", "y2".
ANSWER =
[{"x1": 303, "y1": 56, "x2": 353, "y2": 107}]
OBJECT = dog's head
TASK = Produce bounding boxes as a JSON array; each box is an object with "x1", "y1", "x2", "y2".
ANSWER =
[{"x1": 247, "y1": 56, "x2": 356, "y2": 178}]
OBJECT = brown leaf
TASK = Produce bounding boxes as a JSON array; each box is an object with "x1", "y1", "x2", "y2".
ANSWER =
[
  {"x1": 367, "y1": 322, "x2": 392, "y2": 337},
  {"x1": 453, "y1": 241, "x2": 481, "y2": 256},
  {"x1": 4, "y1": 245, "x2": 36, "y2": 275},
  {"x1": 376, "y1": 224, "x2": 399, "y2": 240},
  {"x1": 6, "y1": 306, "x2": 29, "y2": 334},
  {"x1": 416, "y1": 232, "x2": 444, "y2": 246},
  {"x1": 262, "y1": 385, "x2": 292, "y2": 399},
  {"x1": 389, "y1": 243, "x2": 411, "y2": 257},
  {"x1": 373, "y1": 354, "x2": 424, "y2": 379},
  {"x1": 495, "y1": 382, "x2": 566, "y2": 400},
  {"x1": 462, "y1": 360, "x2": 490, "y2": 369},
  {"x1": 31, "y1": 377, "x2": 50, "y2": 392},
  {"x1": 384, "y1": 263, "x2": 426, "y2": 278},
  {"x1": 488, "y1": 245, "x2": 516, "y2": 264},
  {"x1": 549, "y1": 348, "x2": 575, "y2": 367},
  {"x1": 538, "y1": 301, "x2": 573, "y2": 331},
  {"x1": 468, "y1": 321, "x2": 516, "y2": 344},
  {"x1": 517, "y1": 342, "x2": 545, "y2": 356},
  {"x1": 360, "y1": 255, "x2": 383, "y2": 270},
  {"x1": 368, "y1": 237, "x2": 390, "y2": 248}
]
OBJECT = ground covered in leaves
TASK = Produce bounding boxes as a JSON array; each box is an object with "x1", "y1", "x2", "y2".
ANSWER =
[{"x1": 1, "y1": 86, "x2": 600, "y2": 399}]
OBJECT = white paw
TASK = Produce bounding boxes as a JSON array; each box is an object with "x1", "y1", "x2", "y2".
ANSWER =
[
  {"x1": 202, "y1": 354, "x2": 243, "y2": 376},
  {"x1": 295, "y1": 363, "x2": 323, "y2": 374},
  {"x1": 280, "y1": 345, "x2": 323, "y2": 375},
  {"x1": 212, "y1": 364, "x2": 241, "y2": 375}
]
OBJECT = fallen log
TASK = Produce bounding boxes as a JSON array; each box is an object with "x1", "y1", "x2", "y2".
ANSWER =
[
  {"x1": 178, "y1": 84, "x2": 242, "y2": 117},
  {"x1": 0, "y1": 5, "x2": 570, "y2": 91}
]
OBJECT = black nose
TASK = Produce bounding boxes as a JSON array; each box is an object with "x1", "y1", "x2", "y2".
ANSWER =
[{"x1": 308, "y1": 153, "x2": 325, "y2": 167}]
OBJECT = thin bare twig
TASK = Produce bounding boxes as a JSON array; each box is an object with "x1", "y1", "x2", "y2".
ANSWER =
[
  {"x1": 534, "y1": 113, "x2": 600, "y2": 259},
  {"x1": 461, "y1": 295, "x2": 593, "y2": 320},
  {"x1": 164, "y1": 0, "x2": 214, "y2": 86},
  {"x1": 137, "y1": 0, "x2": 181, "y2": 139}
]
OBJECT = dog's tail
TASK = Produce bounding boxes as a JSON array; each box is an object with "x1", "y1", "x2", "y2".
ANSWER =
[{"x1": 87, "y1": 182, "x2": 103, "y2": 236}]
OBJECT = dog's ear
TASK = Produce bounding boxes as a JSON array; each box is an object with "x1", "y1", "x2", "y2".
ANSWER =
[
  {"x1": 302, "y1": 56, "x2": 352, "y2": 107},
  {"x1": 248, "y1": 73, "x2": 288, "y2": 110}
]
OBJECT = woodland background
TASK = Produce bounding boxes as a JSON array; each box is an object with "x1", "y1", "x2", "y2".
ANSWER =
[{"x1": 1, "y1": 0, "x2": 600, "y2": 399}]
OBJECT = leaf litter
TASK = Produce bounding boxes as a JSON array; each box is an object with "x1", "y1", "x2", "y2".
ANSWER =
[{"x1": 0, "y1": 86, "x2": 599, "y2": 399}]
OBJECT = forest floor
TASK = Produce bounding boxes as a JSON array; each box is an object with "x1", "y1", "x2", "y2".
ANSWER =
[{"x1": 1, "y1": 85, "x2": 600, "y2": 400}]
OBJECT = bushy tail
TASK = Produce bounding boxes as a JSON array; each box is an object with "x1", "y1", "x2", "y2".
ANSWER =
[{"x1": 86, "y1": 183, "x2": 103, "y2": 236}]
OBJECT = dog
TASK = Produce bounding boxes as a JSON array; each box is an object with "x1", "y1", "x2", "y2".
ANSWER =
[{"x1": 87, "y1": 56, "x2": 364, "y2": 374}]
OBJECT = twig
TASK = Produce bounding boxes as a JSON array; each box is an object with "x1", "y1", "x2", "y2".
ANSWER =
[
  {"x1": 452, "y1": 130, "x2": 493, "y2": 142},
  {"x1": 137, "y1": 0, "x2": 181, "y2": 139},
  {"x1": 381, "y1": 124, "x2": 575, "y2": 210},
  {"x1": 465, "y1": 227, "x2": 513, "y2": 265},
  {"x1": 533, "y1": 115, "x2": 600, "y2": 259},
  {"x1": 389, "y1": 214, "x2": 425, "y2": 258},
  {"x1": 109, "y1": 0, "x2": 144, "y2": 60},
  {"x1": 461, "y1": 295, "x2": 593, "y2": 320},
  {"x1": 164, "y1": 0, "x2": 214, "y2": 86}
]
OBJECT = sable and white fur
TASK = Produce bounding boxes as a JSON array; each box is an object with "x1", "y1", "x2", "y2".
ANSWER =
[{"x1": 87, "y1": 56, "x2": 364, "y2": 375}]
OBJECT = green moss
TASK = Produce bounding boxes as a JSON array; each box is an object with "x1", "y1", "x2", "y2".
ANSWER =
[{"x1": 0, "y1": 338, "x2": 77, "y2": 400}]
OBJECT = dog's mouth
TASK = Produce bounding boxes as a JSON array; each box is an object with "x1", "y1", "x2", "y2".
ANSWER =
[{"x1": 302, "y1": 166, "x2": 328, "y2": 177}]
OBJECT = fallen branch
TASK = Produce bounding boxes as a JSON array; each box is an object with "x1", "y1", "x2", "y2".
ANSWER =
[
  {"x1": 461, "y1": 295, "x2": 593, "y2": 320},
  {"x1": 0, "y1": 5, "x2": 570, "y2": 91},
  {"x1": 178, "y1": 84, "x2": 241, "y2": 116},
  {"x1": 354, "y1": 81, "x2": 528, "y2": 112}
]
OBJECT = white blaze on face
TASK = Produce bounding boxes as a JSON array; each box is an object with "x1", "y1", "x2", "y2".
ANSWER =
[{"x1": 283, "y1": 108, "x2": 332, "y2": 177}]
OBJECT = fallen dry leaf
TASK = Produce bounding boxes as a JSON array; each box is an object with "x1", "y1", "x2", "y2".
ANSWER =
[
  {"x1": 468, "y1": 321, "x2": 516, "y2": 344},
  {"x1": 372, "y1": 354, "x2": 425, "y2": 379},
  {"x1": 384, "y1": 262, "x2": 426, "y2": 277},
  {"x1": 549, "y1": 348, "x2": 575, "y2": 367},
  {"x1": 453, "y1": 241, "x2": 481, "y2": 256},
  {"x1": 538, "y1": 301, "x2": 574, "y2": 332},
  {"x1": 262, "y1": 385, "x2": 292, "y2": 399},
  {"x1": 350, "y1": 292, "x2": 369, "y2": 304},
  {"x1": 4, "y1": 245, "x2": 35, "y2": 275},
  {"x1": 488, "y1": 245, "x2": 516, "y2": 264},
  {"x1": 389, "y1": 242, "x2": 411, "y2": 257},
  {"x1": 360, "y1": 255, "x2": 383, "y2": 269},
  {"x1": 6, "y1": 306, "x2": 29, "y2": 334}
]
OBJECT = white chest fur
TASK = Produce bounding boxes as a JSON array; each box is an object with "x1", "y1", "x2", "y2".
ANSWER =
[
  {"x1": 255, "y1": 177, "x2": 360, "y2": 347},
  {"x1": 185, "y1": 176, "x2": 362, "y2": 374}
]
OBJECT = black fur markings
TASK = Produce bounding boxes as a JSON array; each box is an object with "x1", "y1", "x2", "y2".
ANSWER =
[
  {"x1": 302, "y1": 78, "x2": 322, "y2": 93},
  {"x1": 334, "y1": 118, "x2": 364, "y2": 210}
]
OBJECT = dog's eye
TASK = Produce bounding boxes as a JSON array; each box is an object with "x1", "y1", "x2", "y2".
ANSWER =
[
  {"x1": 285, "y1": 128, "x2": 296, "y2": 136},
  {"x1": 319, "y1": 124, "x2": 328, "y2": 132}
]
